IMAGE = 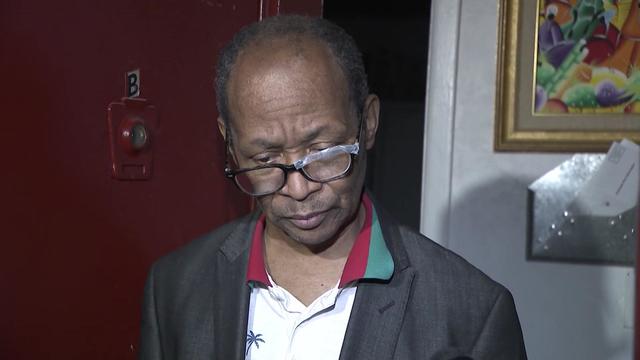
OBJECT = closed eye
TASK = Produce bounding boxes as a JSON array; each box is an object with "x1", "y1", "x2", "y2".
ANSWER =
[
  {"x1": 309, "y1": 143, "x2": 338, "y2": 153},
  {"x1": 309, "y1": 147, "x2": 329, "y2": 154},
  {"x1": 253, "y1": 153, "x2": 281, "y2": 164}
]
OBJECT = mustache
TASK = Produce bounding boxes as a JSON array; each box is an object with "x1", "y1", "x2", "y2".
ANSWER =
[{"x1": 265, "y1": 196, "x2": 331, "y2": 217}]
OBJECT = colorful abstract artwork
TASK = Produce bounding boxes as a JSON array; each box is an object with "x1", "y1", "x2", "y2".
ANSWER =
[
  {"x1": 495, "y1": 0, "x2": 640, "y2": 151},
  {"x1": 535, "y1": 0, "x2": 640, "y2": 114}
]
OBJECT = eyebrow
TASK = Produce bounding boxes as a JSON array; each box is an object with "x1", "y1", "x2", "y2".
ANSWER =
[
  {"x1": 247, "y1": 123, "x2": 339, "y2": 149},
  {"x1": 248, "y1": 137, "x2": 280, "y2": 149}
]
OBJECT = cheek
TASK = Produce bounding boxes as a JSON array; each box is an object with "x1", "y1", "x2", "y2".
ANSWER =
[
  {"x1": 256, "y1": 196, "x2": 273, "y2": 214},
  {"x1": 332, "y1": 169, "x2": 366, "y2": 208},
  {"x1": 333, "y1": 180, "x2": 358, "y2": 203}
]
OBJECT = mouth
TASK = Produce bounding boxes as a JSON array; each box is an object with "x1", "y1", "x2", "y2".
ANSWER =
[{"x1": 287, "y1": 210, "x2": 329, "y2": 230}]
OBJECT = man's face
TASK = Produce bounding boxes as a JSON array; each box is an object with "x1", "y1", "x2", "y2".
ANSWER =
[{"x1": 221, "y1": 37, "x2": 377, "y2": 249}]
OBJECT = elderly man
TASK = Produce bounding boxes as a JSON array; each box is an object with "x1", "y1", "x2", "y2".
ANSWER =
[{"x1": 139, "y1": 15, "x2": 527, "y2": 360}]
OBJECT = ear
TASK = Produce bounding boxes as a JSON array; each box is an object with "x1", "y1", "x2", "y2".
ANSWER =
[
  {"x1": 362, "y1": 94, "x2": 380, "y2": 150},
  {"x1": 218, "y1": 116, "x2": 237, "y2": 160},
  {"x1": 217, "y1": 116, "x2": 227, "y2": 141}
]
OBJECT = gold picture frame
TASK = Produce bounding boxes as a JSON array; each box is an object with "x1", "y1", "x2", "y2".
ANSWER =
[{"x1": 495, "y1": 0, "x2": 640, "y2": 152}]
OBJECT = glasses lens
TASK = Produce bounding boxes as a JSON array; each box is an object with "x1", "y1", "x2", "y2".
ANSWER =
[
  {"x1": 304, "y1": 151, "x2": 352, "y2": 181},
  {"x1": 234, "y1": 167, "x2": 285, "y2": 195}
]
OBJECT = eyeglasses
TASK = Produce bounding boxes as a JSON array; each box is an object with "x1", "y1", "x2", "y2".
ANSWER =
[{"x1": 224, "y1": 117, "x2": 363, "y2": 197}]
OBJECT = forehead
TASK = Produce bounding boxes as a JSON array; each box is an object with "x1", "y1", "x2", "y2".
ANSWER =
[{"x1": 226, "y1": 37, "x2": 355, "y2": 145}]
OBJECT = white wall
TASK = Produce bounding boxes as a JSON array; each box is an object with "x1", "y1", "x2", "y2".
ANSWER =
[{"x1": 421, "y1": 1, "x2": 635, "y2": 359}]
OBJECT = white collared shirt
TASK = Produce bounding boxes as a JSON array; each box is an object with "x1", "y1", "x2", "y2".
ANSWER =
[{"x1": 245, "y1": 274, "x2": 357, "y2": 360}]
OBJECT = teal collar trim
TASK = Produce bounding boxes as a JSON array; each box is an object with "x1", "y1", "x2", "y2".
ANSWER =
[{"x1": 362, "y1": 205, "x2": 394, "y2": 281}]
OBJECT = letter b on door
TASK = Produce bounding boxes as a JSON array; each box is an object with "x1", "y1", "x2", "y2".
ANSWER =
[{"x1": 126, "y1": 69, "x2": 140, "y2": 98}]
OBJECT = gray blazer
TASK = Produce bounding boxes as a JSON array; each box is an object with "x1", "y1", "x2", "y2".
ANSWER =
[{"x1": 139, "y1": 204, "x2": 527, "y2": 360}]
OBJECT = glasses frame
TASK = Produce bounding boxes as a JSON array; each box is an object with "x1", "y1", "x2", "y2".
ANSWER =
[{"x1": 223, "y1": 115, "x2": 364, "y2": 196}]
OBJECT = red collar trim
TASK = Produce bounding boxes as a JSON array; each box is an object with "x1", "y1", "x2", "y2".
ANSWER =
[
  {"x1": 246, "y1": 194, "x2": 374, "y2": 288},
  {"x1": 338, "y1": 194, "x2": 373, "y2": 287},
  {"x1": 246, "y1": 214, "x2": 270, "y2": 285}
]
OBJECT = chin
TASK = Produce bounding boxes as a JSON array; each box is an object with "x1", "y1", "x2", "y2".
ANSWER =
[
  {"x1": 284, "y1": 223, "x2": 339, "y2": 249},
  {"x1": 264, "y1": 192, "x2": 363, "y2": 249},
  {"x1": 281, "y1": 211, "x2": 353, "y2": 251}
]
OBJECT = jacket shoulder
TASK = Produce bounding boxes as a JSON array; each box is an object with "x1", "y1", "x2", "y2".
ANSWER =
[
  {"x1": 396, "y1": 224, "x2": 506, "y2": 296},
  {"x1": 150, "y1": 212, "x2": 258, "y2": 285},
  {"x1": 391, "y1": 225, "x2": 526, "y2": 358}
]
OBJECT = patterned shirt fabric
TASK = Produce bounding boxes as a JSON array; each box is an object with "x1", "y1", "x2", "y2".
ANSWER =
[{"x1": 245, "y1": 194, "x2": 394, "y2": 360}]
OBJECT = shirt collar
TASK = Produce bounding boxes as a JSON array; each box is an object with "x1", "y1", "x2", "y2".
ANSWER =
[{"x1": 246, "y1": 193, "x2": 394, "y2": 288}]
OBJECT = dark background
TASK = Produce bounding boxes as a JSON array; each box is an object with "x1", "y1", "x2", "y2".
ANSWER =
[{"x1": 324, "y1": 0, "x2": 431, "y2": 230}]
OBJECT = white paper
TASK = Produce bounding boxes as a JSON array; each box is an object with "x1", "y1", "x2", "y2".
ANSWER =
[{"x1": 573, "y1": 139, "x2": 639, "y2": 217}]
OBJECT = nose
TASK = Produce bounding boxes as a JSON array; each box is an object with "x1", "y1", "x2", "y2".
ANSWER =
[{"x1": 279, "y1": 169, "x2": 322, "y2": 201}]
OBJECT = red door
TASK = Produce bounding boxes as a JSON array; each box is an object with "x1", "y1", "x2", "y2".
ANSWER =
[
  {"x1": 636, "y1": 213, "x2": 640, "y2": 359},
  {"x1": 1, "y1": 1, "x2": 320, "y2": 358}
]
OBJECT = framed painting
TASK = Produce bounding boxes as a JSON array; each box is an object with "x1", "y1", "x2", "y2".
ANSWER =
[{"x1": 495, "y1": 0, "x2": 640, "y2": 152}]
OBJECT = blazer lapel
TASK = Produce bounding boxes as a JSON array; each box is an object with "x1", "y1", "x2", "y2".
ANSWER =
[
  {"x1": 339, "y1": 200, "x2": 415, "y2": 360},
  {"x1": 212, "y1": 213, "x2": 258, "y2": 360},
  {"x1": 339, "y1": 267, "x2": 416, "y2": 359}
]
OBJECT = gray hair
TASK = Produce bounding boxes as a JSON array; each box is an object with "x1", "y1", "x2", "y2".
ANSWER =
[{"x1": 214, "y1": 15, "x2": 369, "y2": 125}]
